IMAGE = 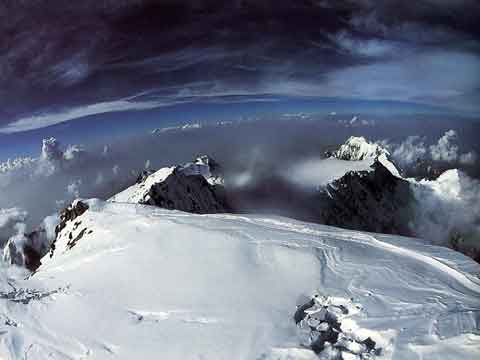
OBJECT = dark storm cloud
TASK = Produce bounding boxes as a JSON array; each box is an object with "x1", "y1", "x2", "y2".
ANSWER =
[{"x1": 1, "y1": 0, "x2": 480, "y2": 132}]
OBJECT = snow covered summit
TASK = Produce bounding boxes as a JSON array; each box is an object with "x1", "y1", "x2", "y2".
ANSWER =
[
  {"x1": 109, "y1": 156, "x2": 228, "y2": 213},
  {"x1": 1, "y1": 200, "x2": 478, "y2": 359},
  {"x1": 331, "y1": 136, "x2": 401, "y2": 178},
  {"x1": 334, "y1": 136, "x2": 387, "y2": 161},
  {"x1": 311, "y1": 137, "x2": 409, "y2": 235}
]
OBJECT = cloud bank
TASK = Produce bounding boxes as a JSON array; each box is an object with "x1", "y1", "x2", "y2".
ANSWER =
[
  {"x1": 383, "y1": 129, "x2": 478, "y2": 167},
  {"x1": 411, "y1": 169, "x2": 480, "y2": 260}
]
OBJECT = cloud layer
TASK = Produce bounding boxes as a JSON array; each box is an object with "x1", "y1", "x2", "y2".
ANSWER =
[{"x1": 1, "y1": 1, "x2": 479, "y2": 132}]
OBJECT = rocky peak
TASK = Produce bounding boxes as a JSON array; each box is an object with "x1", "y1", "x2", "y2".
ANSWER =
[
  {"x1": 109, "y1": 156, "x2": 229, "y2": 214},
  {"x1": 55, "y1": 200, "x2": 89, "y2": 237},
  {"x1": 318, "y1": 158, "x2": 414, "y2": 236}
]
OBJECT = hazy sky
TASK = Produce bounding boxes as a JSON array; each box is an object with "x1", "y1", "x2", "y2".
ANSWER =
[{"x1": 1, "y1": 0, "x2": 479, "y2": 136}]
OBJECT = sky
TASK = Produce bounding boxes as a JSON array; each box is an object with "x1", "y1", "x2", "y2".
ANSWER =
[{"x1": 1, "y1": 0, "x2": 479, "y2": 146}]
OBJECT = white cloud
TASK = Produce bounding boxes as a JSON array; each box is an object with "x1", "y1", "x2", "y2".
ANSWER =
[
  {"x1": 64, "y1": 144, "x2": 85, "y2": 161},
  {"x1": 0, "y1": 99, "x2": 168, "y2": 134},
  {"x1": 390, "y1": 136, "x2": 427, "y2": 165},
  {"x1": 0, "y1": 208, "x2": 28, "y2": 247},
  {"x1": 385, "y1": 130, "x2": 477, "y2": 166},
  {"x1": 49, "y1": 53, "x2": 91, "y2": 87},
  {"x1": 411, "y1": 169, "x2": 480, "y2": 255},
  {"x1": 0, "y1": 137, "x2": 133, "y2": 229},
  {"x1": 0, "y1": 90, "x2": 282, "y2": 134},
  {"x1": 429, "y1": 129, "x2": 459, "y2": 162},
  {"x1": 67, "y1": 179, "x2": 82, "y2": 198},
  {"x1": 329, "y1": 31, "x2": 400, "y2": 58},
  {"x1": 285, "y1": 158, "x2": 373, "y2": 188},
  {"x1": 324, "y1": 52, "x2": 480, "y2": 111}
]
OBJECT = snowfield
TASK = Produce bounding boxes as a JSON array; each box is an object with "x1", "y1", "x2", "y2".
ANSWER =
[{"x1": 1, "y1": 200, "x2": 479, "y2": 359}]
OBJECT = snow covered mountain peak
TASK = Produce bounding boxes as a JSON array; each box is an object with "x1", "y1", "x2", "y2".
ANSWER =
[
  {"x1": 330, "y1": 136, "x2": 401, "y2": 178},
  {"x1": 109, "y1": 156, "x2": 228, "y2": 213},
  {"x1": 334, "y1": 136, "x2": 388, "y2": 161},
  {"x1": 180, "y1": 155, "x2": 224, "y2": 186}
]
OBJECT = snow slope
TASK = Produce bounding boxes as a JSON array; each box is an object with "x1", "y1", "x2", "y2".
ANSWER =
[
  {"x1": 1, "y1": 200, "x2": 479, "y2": 359},
  {"x1": 108, "y1": 166, "x2": 175, "y2": 203}
]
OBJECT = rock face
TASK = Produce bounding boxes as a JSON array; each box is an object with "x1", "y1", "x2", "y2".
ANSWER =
[
  {"x1": 109, "y1": 156, "x2": 229, "y2": 214},
  {"x1": 49, "y1": 200, "x2": 90, "y2": 258},
  {"x1": 318, "y1": 159, "x2": 414, "y2": 236},
  {"x1": 319, "y1": 137, "x2": 414, "y2": 236},
  {"x1": 55, "y1": 200, "x2": 90, "y2": 237},
  {"x1": 143, "y1": 168, "x2": 227, "y2": 213}
]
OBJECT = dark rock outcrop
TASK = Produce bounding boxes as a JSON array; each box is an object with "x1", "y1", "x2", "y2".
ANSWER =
[
  {"x1": 142, "y1": 168, "x2": 229, "y2": 214},
  {"x1": 317, "y1": 159, "x2": 415, "y2": 236},
  {"x1": 50, "y1": 200, "x2": 89, "y2": 257}
]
